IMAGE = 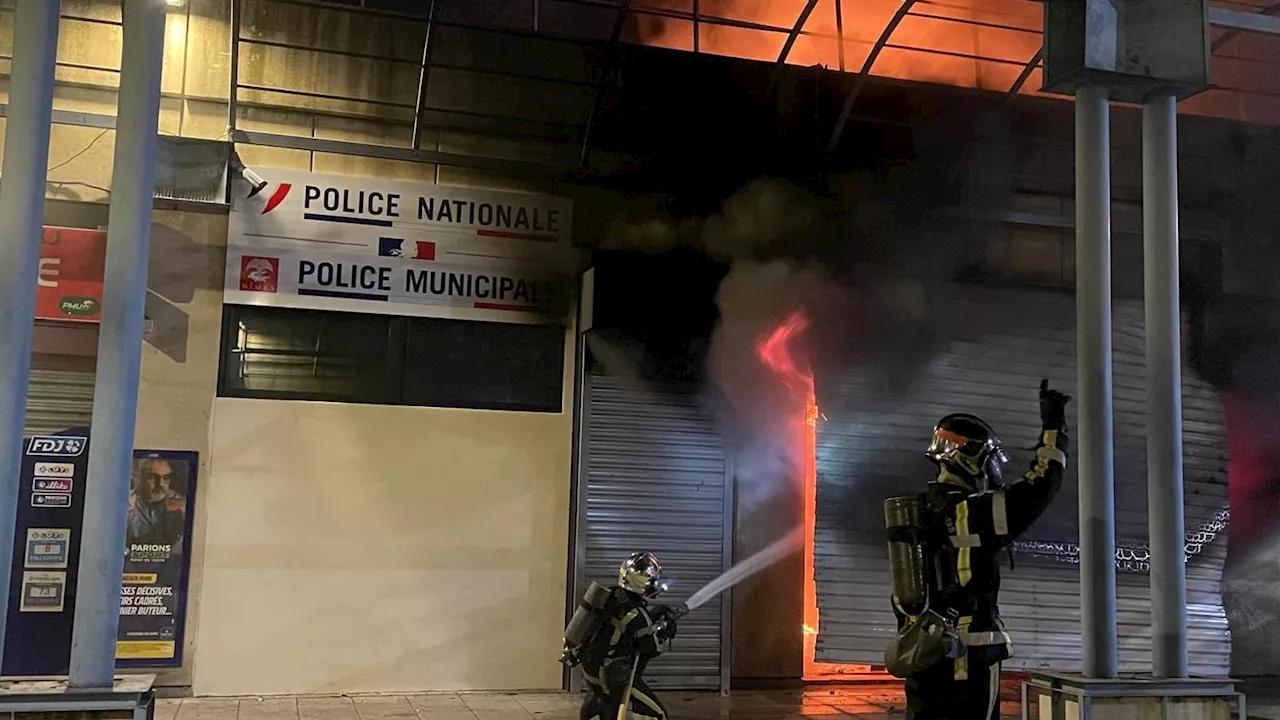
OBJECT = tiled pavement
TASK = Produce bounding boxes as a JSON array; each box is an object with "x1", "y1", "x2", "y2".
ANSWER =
[
  {"x1": 153, "y1": 686, "x2": 1280, "y2": 720},
  {"x1": 155, "y1": 686, "x2": 918, "y2": 720}
]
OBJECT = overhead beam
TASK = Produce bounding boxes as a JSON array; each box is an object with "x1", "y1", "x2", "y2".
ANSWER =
[
  {"x1": 1007, "y1": 46, "x2": 1043, "y2": 99},
  {"x1": 578, "y1": 0, "x2": 632, "y2": 170},
  {"x1": 766, "y1": 0, "x2": 822, "y2": 98},
  {"x1": 0, "y1": 105, "x2": 115, "y2": 129},
  {"x1": 693, "y1": 0, "x2": 699, "y2": 52},
  {"x1": 1209, "y1": 5, "x2": 1280, "y2": 34},
  {"x1": 410, "y1": 0, "x2": 439, "y2": 152},
  {"x1": 232, "y1": 129, "x2": 572, "y2": 176},
  {"x1": 835, "y1": 0, "x2": 846, "y2": 71},
  {"x1": 826, "y1": 0, "x2": 920, "y2": 153},
  {"x1": 1212, "y1": 2, "x2": 1280, "y2": 50},
  {"x1": 1016, "y1": 0, "x2": 1280, "y2": 35},
  {"x1": 776, "y1": 0, "x2": 821, "y2": 67}
]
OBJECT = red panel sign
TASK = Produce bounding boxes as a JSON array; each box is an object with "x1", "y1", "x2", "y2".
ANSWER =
[{"x1": 36, "y1": 227, "x2": 107, "y2": 323}]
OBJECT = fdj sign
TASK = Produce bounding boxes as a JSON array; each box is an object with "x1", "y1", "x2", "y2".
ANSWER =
[{"x1": 27, "y1": 436, "x2": 86, "y2": 457}]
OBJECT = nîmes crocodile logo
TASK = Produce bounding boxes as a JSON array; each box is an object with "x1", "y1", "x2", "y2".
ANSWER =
[{"x1": 58, "y1": 297, "x2": 99, "y2": 316}]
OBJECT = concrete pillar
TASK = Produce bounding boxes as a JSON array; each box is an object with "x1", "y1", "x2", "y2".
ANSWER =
[
  {"x1": 1075, "y1": 83, "x2": 1119, "y2": 679},
  {"x1": 1143, "y1": 93, "x2": 1188, "y2": 679},
  {"x1": 0, "y1": 0, "x2": 62, "y2": 662},
  {"x1": 68, "y1": 0, "x2": 167, "y2": 689}
]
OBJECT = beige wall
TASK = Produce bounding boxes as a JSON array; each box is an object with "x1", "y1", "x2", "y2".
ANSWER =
[
  {"x1": 194, "y1": 388, "x2": 574, "y2": 695},
  {"x1": 0, "y1": 0, "x2": 580, "y2": 691},
  {"x1": 135, "y1": 208, "x2": 229, "y2": 687},
  {"x1": 29, "y1": 194, "x2": 578, "y2": 693}
]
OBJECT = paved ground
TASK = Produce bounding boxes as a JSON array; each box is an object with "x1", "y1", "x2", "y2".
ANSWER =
[
  {"x1": 154, "y1": 685, "x2": 1280, "y2": 720},
  {"x1": 156, "y1": 687, "x2": 904, "y2": 720},
  {"x1": 151, "y1": 685, "x2": 987, "y2": 720}
]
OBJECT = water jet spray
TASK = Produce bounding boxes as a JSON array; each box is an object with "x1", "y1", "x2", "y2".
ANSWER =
[{"x1": 671, "y1": 526, "x2": 804, "y2": 617}]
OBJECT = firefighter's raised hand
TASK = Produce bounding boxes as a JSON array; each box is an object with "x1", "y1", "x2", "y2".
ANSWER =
[{"x1": 1039, "y1": 379, "x2": 1070, "y2": 430}]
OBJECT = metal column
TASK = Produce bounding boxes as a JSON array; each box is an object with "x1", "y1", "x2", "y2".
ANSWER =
[
  {"x1": 1074, "y1": 84, "x2": 1119, "y2": 679},
  {"x1": 0, "y1": 0, "x2": 61, "y2": 663},
  {"x1": 228, "y1": 0, "x2": 241, "y2": 133},
  {"x1": 1142, "y1": 93, "x2": 1188, "y2": 679},
  {"x1": 68, "y1": 0, "x2": 167, "y2": 689}
]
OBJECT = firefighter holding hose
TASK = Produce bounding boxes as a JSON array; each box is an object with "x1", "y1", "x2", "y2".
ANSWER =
[
  {"x1": 561, "y1": 552, "x2": 682, "y2": 720},
  {"x1": 884, "y1": 379, "x2": 1071, "y2": 720}
]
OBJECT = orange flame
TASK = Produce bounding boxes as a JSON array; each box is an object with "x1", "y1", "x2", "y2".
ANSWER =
[
  {"x1": 624, "y1": 4, "x2": 1280, "y2": 146},
  {"x1": 755, "y1": 310, "x2": 868, "y2": 680},
  {"x1": 755, "y1": 310, "x2": 812, "y2": 392}
]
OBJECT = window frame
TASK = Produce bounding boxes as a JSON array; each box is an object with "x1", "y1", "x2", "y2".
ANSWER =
[{"x1": 217, "y1": 304, "x2": 565, "y2": 413}]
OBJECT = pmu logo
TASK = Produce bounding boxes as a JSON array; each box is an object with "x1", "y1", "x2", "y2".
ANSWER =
[
  {"x1": 261, "y1": 183, "x2": 292, "y2": 215},
  {"x1": 27, "y1": 436, "x2": 86, "y2": 457},
  {"x1": 240, "y1": 256, "x2": 280, "y2": 293}
]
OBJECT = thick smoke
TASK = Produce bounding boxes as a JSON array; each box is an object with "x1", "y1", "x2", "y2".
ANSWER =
[
  {"x1": 583, "y1": 111, "x2": 1017, "y2": 602},
  {"x1": 1181, "y1": 126, "x2": 1280, "y2": 675},
  {"x1": 602, "y1": 177, "x2": 822, "y2": 261},
  {"x1": 592, "y1": 110, "x2": 1013, "y2": 667},
  {"x1": 600, "y1": 107, "x2": 1015, "y2": 509},
  {"x1": 584, "y1": 329, "x2": 653, "y2": 386},
  {"x1": 711, "y1": 259, "x2": 830, "y2": 509},
  {"x1": 1185, "y1": 284, "x2": 1280, "y2": 677}
]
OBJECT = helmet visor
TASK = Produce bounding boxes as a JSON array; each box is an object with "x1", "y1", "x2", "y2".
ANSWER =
[
  {"x1": 926, "y1": 428, "x2": 1009, "y2": 480},
  {"x1": 925, "y1": 427, "x2": 969, "y2": 461},
  {"x1": 620, "y1": 553, "x2": 668, "y2": 598}
]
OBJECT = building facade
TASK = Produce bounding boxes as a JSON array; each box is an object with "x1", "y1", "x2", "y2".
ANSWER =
[{"x1": 6, "y1": 0, "x2": 1280, "y2": 696}]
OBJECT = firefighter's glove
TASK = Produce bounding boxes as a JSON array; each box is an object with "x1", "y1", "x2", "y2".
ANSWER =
[
  {"x1": 1039, "y1": 378, "x2": 1071, "y2": 431},
  {"x1": 654, "y1": 606, "x2": 681, "y2": 639}
]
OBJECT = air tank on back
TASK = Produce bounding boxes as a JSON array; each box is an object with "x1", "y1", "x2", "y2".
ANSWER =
[
  {"x1": 563, "y1": 581, "x2": 611, "y2": 648},
  {"x1": 884, "y1": 495, "x2": 928, "y2": 616}
]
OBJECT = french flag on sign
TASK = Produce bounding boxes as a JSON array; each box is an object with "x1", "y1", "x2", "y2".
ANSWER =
[{"x1": 378, "y1": 238, "x2": 435, "y2": 261}]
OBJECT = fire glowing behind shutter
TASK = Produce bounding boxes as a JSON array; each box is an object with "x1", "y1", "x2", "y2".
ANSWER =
[{"x1": 755, "y1": 310, "x2": 870, "y2": 679}]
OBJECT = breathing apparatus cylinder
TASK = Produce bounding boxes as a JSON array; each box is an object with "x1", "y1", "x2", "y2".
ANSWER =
[
  {"x1": 563, "y1": 581, "x2": 611, "y2": 650},
  {"x1": 884, "y1": 495, "x2": 929, "y2": 616}
]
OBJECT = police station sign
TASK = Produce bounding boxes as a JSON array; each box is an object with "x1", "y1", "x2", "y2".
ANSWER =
[{"x1": 225, "y1": 170, "x2": 573, "y2": 323}]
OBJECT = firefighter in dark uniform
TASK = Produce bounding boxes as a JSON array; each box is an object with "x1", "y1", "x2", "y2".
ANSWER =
[
  {"x1": 573, "y1": 552, "x2": 679, "y2": 720},
  {"x1": 897, "y1": 379, "x2": 1071, "y2": 720}
]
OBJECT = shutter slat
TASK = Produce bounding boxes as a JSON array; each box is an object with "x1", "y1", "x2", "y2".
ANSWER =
[
  {"x1": 25, "y1": 369, "x2": 95, "y2": 437},
  {"x1": 582, "y1": 373, "x2": 726, "y2": 690}
]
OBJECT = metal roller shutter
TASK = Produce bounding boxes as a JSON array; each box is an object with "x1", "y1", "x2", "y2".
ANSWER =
[
  {"x1": 25, "y1": 369, "x2": 96, "y2": 437},
  {"x1": 579, "y1": 372, "x2": 729, "y2": 690},
  {"x1": 813, "y1": 286, "x2": 1229, "y2": 675}
]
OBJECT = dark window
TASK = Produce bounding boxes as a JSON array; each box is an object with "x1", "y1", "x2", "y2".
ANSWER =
[
  {"x1": 218, "y1": 305, "x2": 564, "y2": 412},
  {"x1": 219, "y1": 305, "x2": 400, "y2": 403},
  {"x1": 403, "y1": 317, "x2": 565, "y2": 411}
]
